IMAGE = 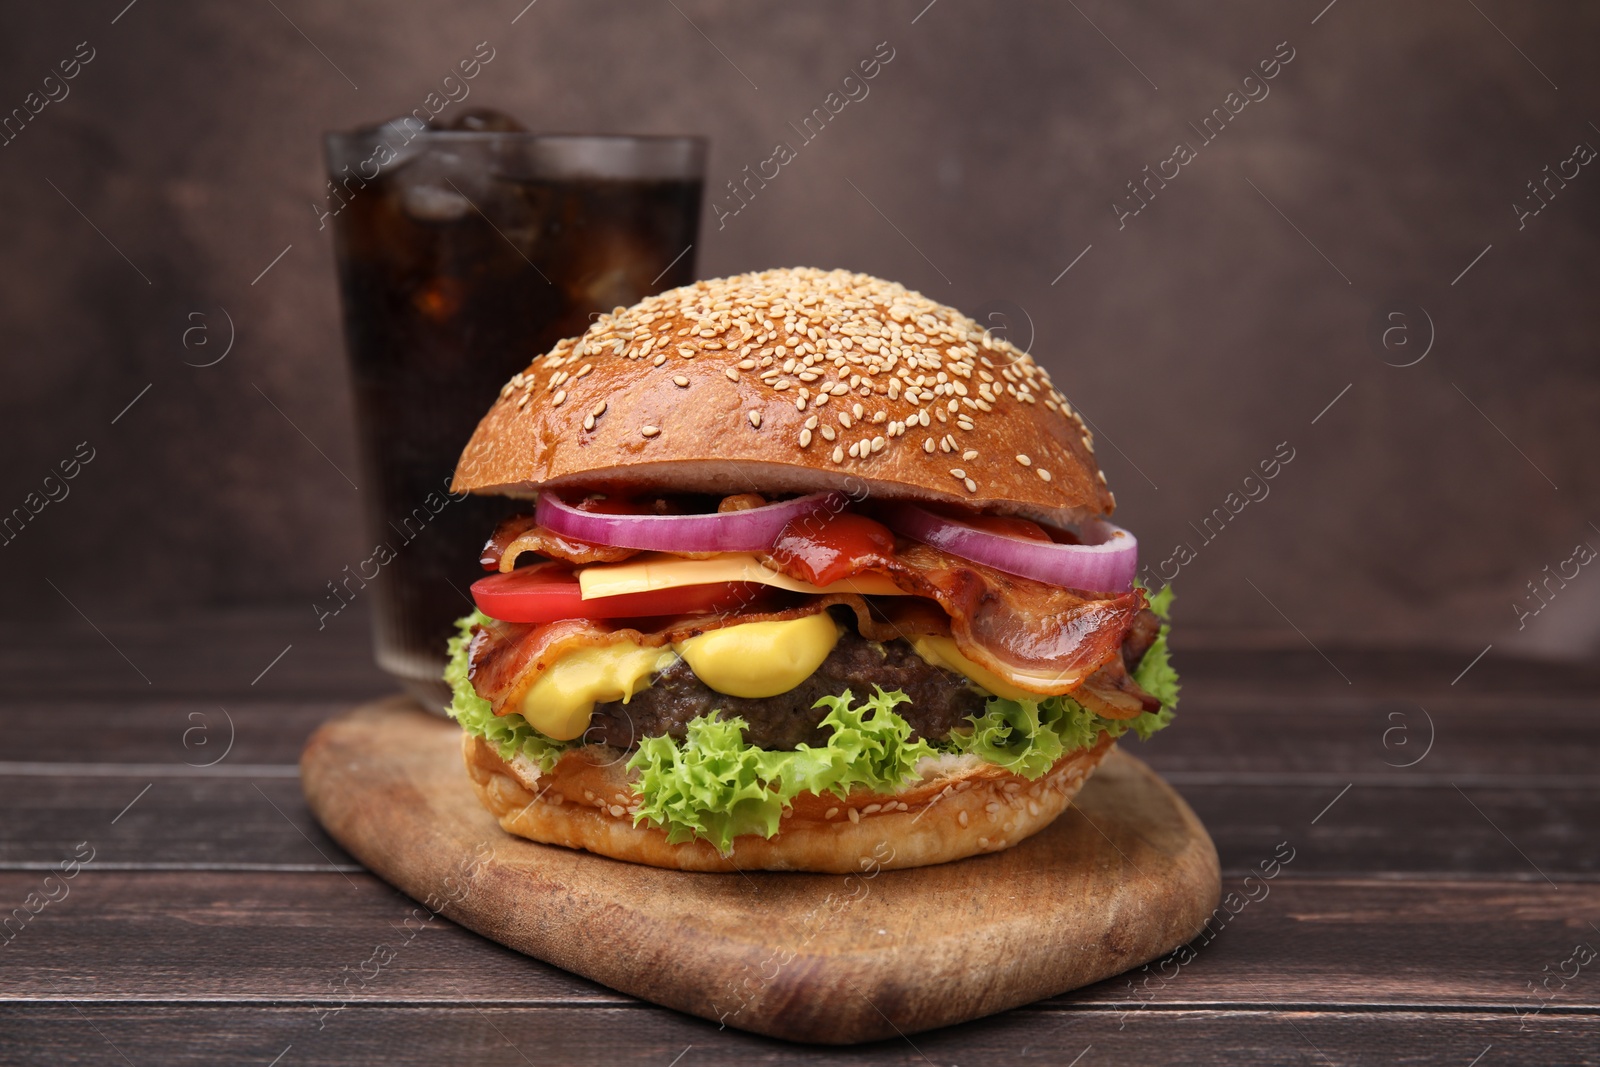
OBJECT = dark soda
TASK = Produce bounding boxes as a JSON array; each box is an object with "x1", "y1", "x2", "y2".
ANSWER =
[{"x1": 326, "y1": 119, "x2": 705, "y2": 706}]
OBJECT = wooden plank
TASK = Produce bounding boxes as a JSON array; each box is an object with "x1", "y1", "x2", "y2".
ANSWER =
[
  {"x1": 1181, "y1": 779, "x2": 1600, "y2": 879},
  {"x1": 1169, "y1": 643, "x2": 1600, "y2": 700},
  {"x1": 1134, "y1": 697, "x2": 1600, "y2": 778},
  {"x1": 0, "y1": 1004, "x2": 1593, "y2": 1066},
  {"x1": 3, "y1": 700, "x2": 354, "y2": 766},
  {"x1": 0, "y1": 871, "x2": 615, "y2": 1006},
  {"x1": 1, "y1": 770, "x2": 1594, "y2": 878},
  {"x1": 4, "y1": 874, "x2": 1597, "y2": 1012},
  {"x1": 0, "y1": 608, "x2": 390, "y2": 700},
  {"x1": 9, "y1": 692, "x2": 1599, "y2": 774},
  {"x1": 0, "y1": 776, "x2": 355, "y2": 870}
]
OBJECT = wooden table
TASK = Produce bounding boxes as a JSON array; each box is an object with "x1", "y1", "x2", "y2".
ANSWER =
[{"x1": 4, "y1": 609, "x2": 1598, "y2": 1064}]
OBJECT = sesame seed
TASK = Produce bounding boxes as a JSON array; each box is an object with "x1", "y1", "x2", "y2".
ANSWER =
[
  {"x1": 1037, "y1": 468, "x2": 1052, "y2": 482},
  {"x1": 552, "y1": 389, "x2": 567, "y2": 406},
  {"x1": 871, "y1": 436, "x2": 885, "y2": 453},
  {"x1": 964, "y1": 478, "x2": 977, "y2": 493},
  {"x1": 800, "y1": 429, "x2": 813, "y2": 447},
  {"x1": 804, "y1": 415, "x2": 819, "y2": 430},
  {"x1": 672, "y1": 375, "x2": 689, "y2": 387},
  {"x1": 640, "y1": 426, "x2": 660, "y2": 437},
  {"x1": 821, "y1": 425, "x2": 836, "y2": 441},
  {"x1": 748, "y1": 410, "x2": 761, "y2": 428},
  {"x1": 583, "y1": 415, "x2": 595, "y2": 431},
  {"x1": 831, "y1": 445, "x2": 844, "y2": 464},
  {"x1": 543, "y1": 270, "x2": 1083, "y2": 486},
  {"x1": 592, "y1": 401, "x2": 607, "y2": 417},
  {"x1": 1015, "y1": 454, "x2": 1031, "y2": 466},
  {"x1": 950, "y1": 468, "x2": 966, "y2": 480},
  {"x1": 838, "y1": 413, "x2": 852, "y2": 428}
]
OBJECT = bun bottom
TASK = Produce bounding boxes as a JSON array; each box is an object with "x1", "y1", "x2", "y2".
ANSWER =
[{"x1": 462, "y1": 732, "x2": 1116, "y2": 873}]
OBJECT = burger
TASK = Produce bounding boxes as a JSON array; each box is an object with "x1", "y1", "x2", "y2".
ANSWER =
[{"x1": 445, "y1": 268, "x2": 1177, "y2": 873}]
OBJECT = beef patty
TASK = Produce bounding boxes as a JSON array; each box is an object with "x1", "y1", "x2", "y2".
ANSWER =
[{"x1": 584, "y1": 622, "x2": 986, "y2": 752}]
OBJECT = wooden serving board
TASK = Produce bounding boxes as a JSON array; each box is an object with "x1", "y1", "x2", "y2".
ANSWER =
[{"x1": 301, "y1": 696, "x2": 1220, "y2": 1044}]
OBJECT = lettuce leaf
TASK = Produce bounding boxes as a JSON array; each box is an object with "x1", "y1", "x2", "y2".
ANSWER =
[
  {"x1": 628, "y1": 688, "x2": 934, "y2": 853},
  {"x1": 444, "y1": 611, "x2": 568, "y2": 772},
  {"x1": 628, "y1": 711, "x2": 791, "y2": 852},
  {"x1": 1127, "y1": 581, "x2": 1179, "y2": 741},
  {"x1": 946, "y1": 694, "x2": 1097, "y2": 777}
]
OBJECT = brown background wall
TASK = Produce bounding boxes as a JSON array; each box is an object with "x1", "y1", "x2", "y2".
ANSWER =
[{"x1": 2, "y1": 0, "x2": 1597, "y2": 659}]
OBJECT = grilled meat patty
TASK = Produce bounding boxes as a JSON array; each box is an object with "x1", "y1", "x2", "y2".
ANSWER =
[{"x1": 584, "y1": 624, "x2": 985, "y2": 752}]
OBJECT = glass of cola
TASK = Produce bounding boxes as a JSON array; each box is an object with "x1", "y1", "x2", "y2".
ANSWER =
[{"x1": 324, "y1": 110, "x2": 706, "y2": 707}]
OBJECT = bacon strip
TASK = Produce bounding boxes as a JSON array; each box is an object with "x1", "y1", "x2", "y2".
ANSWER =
[
  {"x1": 1074, "y1": 656, "x2": 1161, "y2": 720},
  {"x1": 758, "y1": 536, "x2": 1143, "y2": 694},
  {"x1": 480, "y1": 514, "x2": 637, "y2": 572}
]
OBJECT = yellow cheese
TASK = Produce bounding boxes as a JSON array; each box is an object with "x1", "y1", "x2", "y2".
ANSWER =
[
  {"x1": 910, "y1": 635, "x2": 1043, "y2": 702},
  {"x1": 518, "y1": 643, "x2": 679, "y2": 741},
  {"x1": 517, "y1": 614, "x2": 843, "y2": 738},
  {"x1": 577, "y1": 552, "x2": 904, "y2": 600},
  {"x1": 677, "y1": 613, "x2": 840, "y2": 699}
]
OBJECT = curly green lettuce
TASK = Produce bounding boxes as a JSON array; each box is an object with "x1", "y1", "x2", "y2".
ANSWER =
[
  {"x1": 444, "y1": 611, "x2": 569, "y2": 772},
  {"x1": 1128, "y1": 581, "x2": 1179, "y2": 740},
  {"x1": 629, "y1": 688, "x2": 934, "y2": 853},
  {"x1": 445, "y1": 590, "x2": 1181, "y2": 853}
]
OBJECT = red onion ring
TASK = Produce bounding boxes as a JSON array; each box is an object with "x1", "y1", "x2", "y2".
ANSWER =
[
  {"x1": 878, "y1": 502, "x2": 1138, "y2": 592},
  {"x1": 537, "y1": 491, "x2": 844, "y2": 553}
]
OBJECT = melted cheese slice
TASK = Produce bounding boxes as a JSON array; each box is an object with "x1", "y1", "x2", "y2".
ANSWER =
[
  {"x1": 677, "y1": 613, "x2": 840, "y2": 699},
  {"x1": 518, "y1": 614, "x2": 842, "y2": 739},
  {"x1": 520, "y1": 643, "x2": 679, "y2": 740},
  {"x1": 577, "y1": 552, "x2": 905, "y2": 600},
  {"x1": 910, "y1": 635, "x2": 1062, "y2": 702}
]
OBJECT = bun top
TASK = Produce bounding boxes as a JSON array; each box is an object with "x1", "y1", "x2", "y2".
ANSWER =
[{"x1": 452, "y1": 268, "x2": 1114, "y2": 524}]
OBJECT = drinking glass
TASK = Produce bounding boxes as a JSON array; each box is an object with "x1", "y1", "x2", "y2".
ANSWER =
[{"x1": 325, "y1": 123, "x2": 706, "y2": 707}]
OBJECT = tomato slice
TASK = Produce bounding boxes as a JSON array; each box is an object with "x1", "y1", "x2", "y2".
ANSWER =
[{"x1": 471, "y1": 565, "x2": 763, "y2": 624}]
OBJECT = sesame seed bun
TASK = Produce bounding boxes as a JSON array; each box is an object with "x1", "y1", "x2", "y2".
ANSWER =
[
  {"x1": 463, "y1": 730, "x2": 1117, "y2": 873},
  {"x1": 452, "y1": 268, "x2": 1114, "y2": 525}
]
